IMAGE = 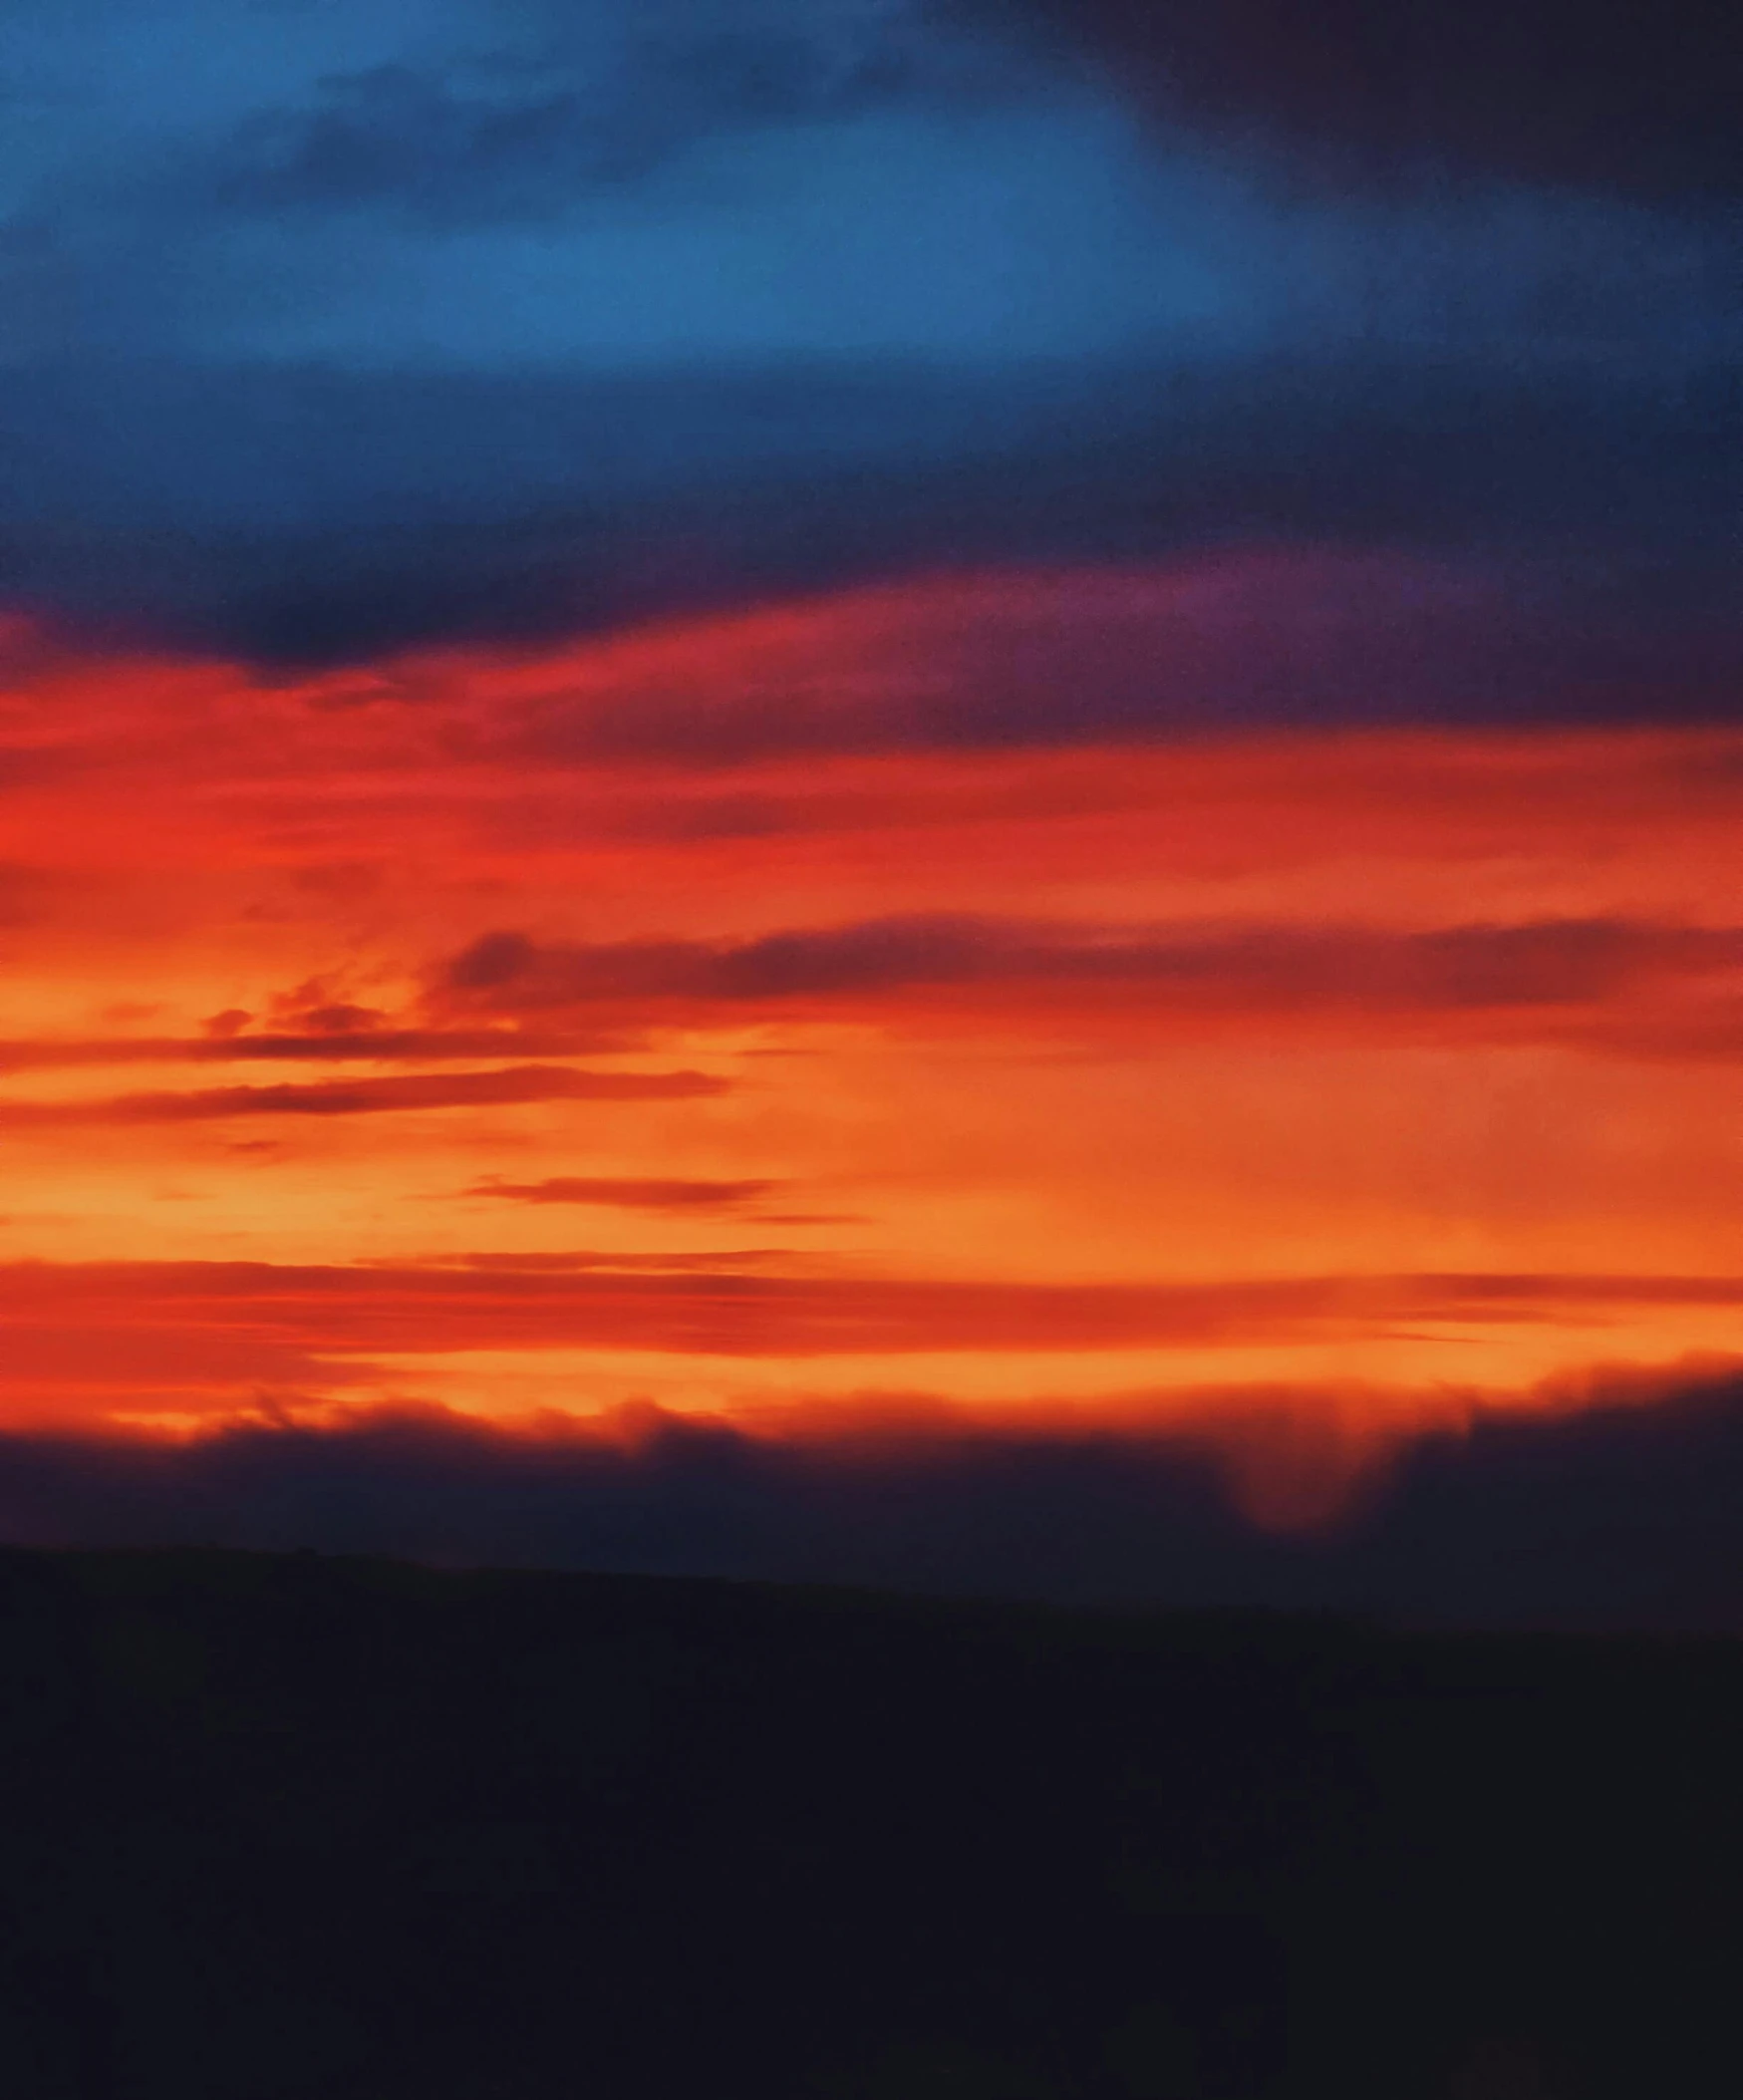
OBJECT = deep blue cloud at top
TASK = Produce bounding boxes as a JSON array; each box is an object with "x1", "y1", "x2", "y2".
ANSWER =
[{"x1": 0, "y1": 0, "x2": 1736, "y2": 683}]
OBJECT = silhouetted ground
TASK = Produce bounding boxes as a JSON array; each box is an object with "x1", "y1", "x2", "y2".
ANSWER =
[{"x1": 1, "y1": 1546, "x2": 1738, "y2": 2097}]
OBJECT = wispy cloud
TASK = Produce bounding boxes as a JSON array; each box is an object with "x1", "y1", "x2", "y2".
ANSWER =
[
  {"x1": 0, "y1": 1029, "x2": 631, "y2": 1072},
  {"x1": 200, "y1": 15, "x2": 1026, "y2": 227},
  {"x1": 0, "y1": 1064, "x2": 723, "y2": 1125},
  {"x1": 464, "y1": 1175, "x2": 783, "y2": 1211}
]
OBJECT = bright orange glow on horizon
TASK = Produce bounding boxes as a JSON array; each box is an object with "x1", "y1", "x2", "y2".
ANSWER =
[{"x1": 4, "y1": 559, "x2": 1742, "y2": 1526}]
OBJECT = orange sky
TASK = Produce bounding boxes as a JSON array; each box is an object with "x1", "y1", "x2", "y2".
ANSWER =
[{"x1": 4, "y1": 558, "x2": 1742, "y2": 1525}]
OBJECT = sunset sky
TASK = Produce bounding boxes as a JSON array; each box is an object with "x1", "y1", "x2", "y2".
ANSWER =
[{"x1": 2, "y1": 0, "x2": 1740, "y2": 1610}]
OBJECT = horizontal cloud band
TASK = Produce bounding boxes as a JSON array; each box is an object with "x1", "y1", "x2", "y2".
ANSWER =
[
  {"x1": 5, "y1": 1260, "x2": 1740, "y2": 1360},
  {"x1": 434, "y1": 912, "x2": 1743, "y2": 1051},
  {"x1": 0, "y1": 1064, "x2": 723, "y2": 1126},
  {"x1": 6, "y1": 1367, "x2": 1743, "y2": 1628}
]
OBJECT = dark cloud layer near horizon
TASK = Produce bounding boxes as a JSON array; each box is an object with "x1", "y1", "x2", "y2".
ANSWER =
[{"x1": 4, "y1": 1370, "x2": 1743, "y2": 1632}]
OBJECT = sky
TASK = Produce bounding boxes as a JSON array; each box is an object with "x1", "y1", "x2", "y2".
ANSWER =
[{"x1": 1, "y1": 0, "x2": 1741, "y2": 1623}]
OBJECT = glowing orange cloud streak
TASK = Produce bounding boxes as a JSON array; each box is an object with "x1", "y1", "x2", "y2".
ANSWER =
[{"x1": 3, "y1": 559, "x2": 1742, "y2": 1523}]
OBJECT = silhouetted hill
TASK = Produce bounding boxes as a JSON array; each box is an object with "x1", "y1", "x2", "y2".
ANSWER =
[{"x1": 2, "y1": 1546, "x2": 1739, "y2": 2098}]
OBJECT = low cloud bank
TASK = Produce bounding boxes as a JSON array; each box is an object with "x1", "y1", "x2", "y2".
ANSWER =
[{"x1": 4, "y1": 1370, "x2": 1743, "y2": 1631}]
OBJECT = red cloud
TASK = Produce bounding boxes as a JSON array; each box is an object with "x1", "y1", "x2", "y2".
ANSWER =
[
  {"x1": 0, "y1": 1029, "x2": 634, "y2": 1073},
  {"x1": 432, "y1": 913, "x2": 1743, "y2": 1047},
  {"x1": 465, "y1": 1177, "x2": 782, "y2": 1210},
  {"x1": 0, "y1": 1064, "x2": 724, "y2": 1125},
  {"x1": 5, "y1": 1260, "x2": 1740, "y2": 1364}
]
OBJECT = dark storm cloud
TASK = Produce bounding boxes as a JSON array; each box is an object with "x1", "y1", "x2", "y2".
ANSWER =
[
  {"x1": 7, "y1": 1367, "x2": 1743, "y2": 1630},
  {"x1": 967, "y1": 0, "x2": 1743, "y2": 203}
]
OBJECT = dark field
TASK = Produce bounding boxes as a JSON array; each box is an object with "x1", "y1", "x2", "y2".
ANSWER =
[{"x1": 2, "y1": 1546, "x2": 1738, "y2": 2098}]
